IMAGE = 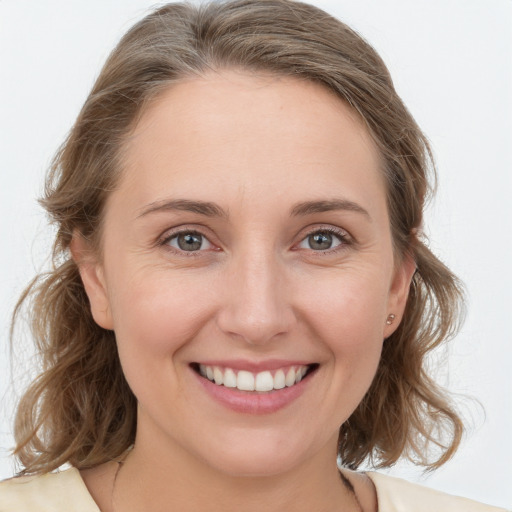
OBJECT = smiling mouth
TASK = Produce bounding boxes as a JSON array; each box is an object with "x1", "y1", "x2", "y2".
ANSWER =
[{"x1": 191, "y1": 363, "x2": 319, "y2": 393}]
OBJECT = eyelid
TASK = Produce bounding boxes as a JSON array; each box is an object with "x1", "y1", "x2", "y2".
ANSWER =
[
  {"x1": 156, "y1": 223, "x2": 353, "y2": 255},
  {"x1": 293, "y1": 224, "x2": 353, "y2": 253},
  {"x1": 157, "y1": 225, "x2": 220, "y2": 254}
]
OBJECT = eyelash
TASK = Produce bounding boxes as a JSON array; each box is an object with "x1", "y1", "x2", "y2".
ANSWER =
[
  {"x1": 158, "y1": 225, "x2": 352, "y2": 256},
  {"x1": 295, "y1": 226, "x2": 352, "y2": 255},
  {"x1": 158, "y1": 228, "x2": 216, "y2": 257}
]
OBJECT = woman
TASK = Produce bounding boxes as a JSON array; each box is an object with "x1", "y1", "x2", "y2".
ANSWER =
[{"x1": 0, "y1": 0, "x2": 508, "y2": 510}]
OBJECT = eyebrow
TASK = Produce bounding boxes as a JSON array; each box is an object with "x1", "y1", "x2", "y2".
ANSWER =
[
  {"x1": 290, "y1": 199, "x2": 371, "y2": 220},
  {"x1": 137, "y1": 197, "x2": 370, "y2": 221},
  {"x1": 137, "y1": 199, "x2": 228, "y2": 219}
]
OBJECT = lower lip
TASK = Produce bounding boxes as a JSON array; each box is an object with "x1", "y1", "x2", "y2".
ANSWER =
[{"x1": 193, "y1": 369, "x2": 313, "y2": 414}]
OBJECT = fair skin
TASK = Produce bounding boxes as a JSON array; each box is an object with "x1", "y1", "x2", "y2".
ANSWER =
[{"x1": 75, "y1": 70, "x2": 415, "y2": 512}]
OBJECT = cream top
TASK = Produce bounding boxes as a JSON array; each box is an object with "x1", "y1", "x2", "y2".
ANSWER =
[{"x1": 0, "y1": 467, "x2": 508, "y2": 511}]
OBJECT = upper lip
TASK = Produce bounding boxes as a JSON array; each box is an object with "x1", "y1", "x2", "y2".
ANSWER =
[{"x1": 192, "y1": 359, "x2": 315, "y2": 372}]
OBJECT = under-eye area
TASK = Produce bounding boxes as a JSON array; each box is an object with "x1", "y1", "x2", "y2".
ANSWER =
[{"x1": 190, "y1": 363, "x2": 319, "y2": 392}]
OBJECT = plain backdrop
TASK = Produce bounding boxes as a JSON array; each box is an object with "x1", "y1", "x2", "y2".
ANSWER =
[{"x1": 0, "y1": 0, "x2": 511, "y2": 508}]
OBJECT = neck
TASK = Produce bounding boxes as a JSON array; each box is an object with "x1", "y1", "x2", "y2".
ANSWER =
[{"x1": 112, "y1": 428, "x2": 360, "y2": 512}]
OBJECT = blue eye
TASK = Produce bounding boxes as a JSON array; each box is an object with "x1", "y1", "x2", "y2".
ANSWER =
[
  {"x1": 166, "y1": 231, "x2": 213, "y2": 252},
  {"x1": 298, "y1": 230, "x2": 344, "y2": 251}
]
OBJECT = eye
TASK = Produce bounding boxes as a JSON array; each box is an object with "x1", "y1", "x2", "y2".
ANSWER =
[
  {"x1": 165, "y1": 231, "x2": 213, "y2": 252},
  {"x1": 297, "y1": 229, "x2": 346, "y2": 251}
]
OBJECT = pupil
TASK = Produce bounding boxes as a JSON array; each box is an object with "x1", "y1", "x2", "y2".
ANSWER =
[
  {"x1": 310, "y1": 232, "x2": 332, "y2": 250},
  {"x1": 178, "y1": 233, "x2": 202, "y2": 251}
]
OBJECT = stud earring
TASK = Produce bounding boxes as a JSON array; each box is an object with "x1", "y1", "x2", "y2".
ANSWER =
[{"x1": 386, "y1": 314, "x2": 396, "y2": 325}]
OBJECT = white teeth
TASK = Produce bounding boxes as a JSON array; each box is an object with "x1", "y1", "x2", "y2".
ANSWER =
[
  {"x1": 285, "y1": 368, "x2": 296, "y2": 387},
  {"x1": 274, "y1": 369, "x2": 286, "y2": 389},
  {"x1": 237, "y1": 370, "x2": 255, "y2": 391},
  {"x1": 296, "y1": 366, "x2": 307, "y2": 383},
  {"x1": 213, "y1": 367, "x2": 223, "y2": 385},
  {"x1": 223, "y1": 368, "x2": 237, "y2": 388},
  {"x1": 198, "y1": 364, "x2": 312, "y2": 392},
  {"x1": 255, "y1": 371, "x2": 274, "y2": 392}
]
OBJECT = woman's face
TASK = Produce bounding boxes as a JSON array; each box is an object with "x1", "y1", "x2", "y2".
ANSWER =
[{"x1": 79, "y1": 70, "x2": 414, "y2": 476}]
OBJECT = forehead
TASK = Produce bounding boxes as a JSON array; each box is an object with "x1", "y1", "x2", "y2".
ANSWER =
[{"x1": 117, "y1": 70, "x2": 385, "y2": 213}]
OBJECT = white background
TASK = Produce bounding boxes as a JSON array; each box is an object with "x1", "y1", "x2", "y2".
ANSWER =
[{"x1": 0, "y1": 0, "x2": 511, "y2": 508}]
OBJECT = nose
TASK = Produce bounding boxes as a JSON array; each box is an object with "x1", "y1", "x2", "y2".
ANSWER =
[{"x1": 215, "y1": 249, "x2": 296, "y2": 346}]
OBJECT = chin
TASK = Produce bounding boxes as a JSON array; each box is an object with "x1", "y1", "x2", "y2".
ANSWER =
[
  {"x1": 194, "y1": 428, "x2": 321, "y2": 478},
  {"x1": 204, "y1": 449, "x2": 304, "y2": 478}
]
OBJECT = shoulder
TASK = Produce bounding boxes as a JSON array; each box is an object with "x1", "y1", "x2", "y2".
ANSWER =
[
  {"x1": 0, "y1": 467, "x2": 100, "y2": 512},
  {"x1": 366, "y1": 471, "x2": 509, "y2": 512}
]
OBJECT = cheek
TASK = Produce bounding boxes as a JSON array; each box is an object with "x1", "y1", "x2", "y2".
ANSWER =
[
  {"x1": 106, "y1": 268, "x2": 217, "y2": 374},
  {"x1": 297, "y1": 268, "x2": 390, "y2": 345},
  {"x1": 296, "y1": 270, "x2": 389, "y2": 398}
]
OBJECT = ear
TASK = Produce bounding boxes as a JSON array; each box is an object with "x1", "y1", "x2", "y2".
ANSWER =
[
  {"x1": 70, "y1": 232, "x2": 114, "y2": 330},
  {"x1": 384, "y1": 252, "x2": 416, "y2": 337}
]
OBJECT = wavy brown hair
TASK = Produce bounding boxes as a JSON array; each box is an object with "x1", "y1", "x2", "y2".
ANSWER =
[{"x1": 11, "y1": 0, "x2": 464, "y2": 475}]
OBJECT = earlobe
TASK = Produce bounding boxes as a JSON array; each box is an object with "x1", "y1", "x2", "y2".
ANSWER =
[
  {"x1": 384, "y1": 253, "x2": 416, "y2": 336},
  {"x1": 70, "y1": 233, "x2": 114, "y2": 330}
]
